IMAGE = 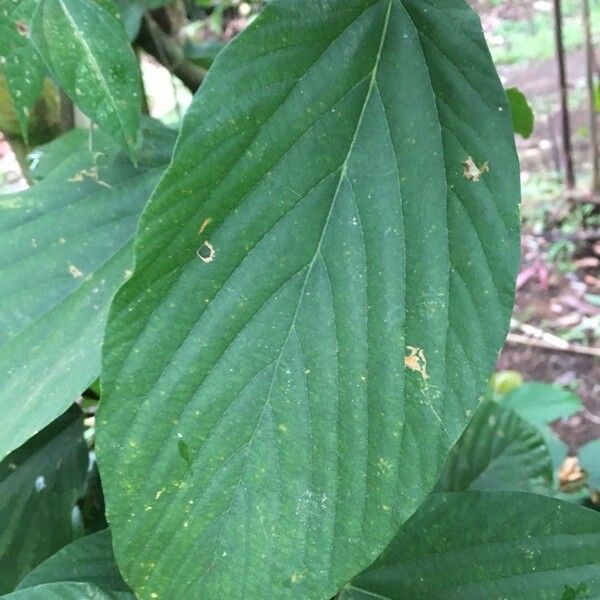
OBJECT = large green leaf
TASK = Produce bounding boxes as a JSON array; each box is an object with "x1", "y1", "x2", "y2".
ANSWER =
[
  {"x1": 0, "y1": 0, "x2": 46, "y2": 140},
  {"x1": 17, "y1": 530, "x2": 130, "y2": 594},
  {"x1": 342, "y1": 491, "x2": 600, "y2": 599},
  {"x1": 97, "y1": 0, "x2": 520, "y2": 598},
  {"x1": 0, "y1": 121, "x2": 175, "y2": 462},
  {"x1": 2, "y1": 582, "x2": 134, "y2": 599},
  {"x1": 0, "y1": 406, "x2": 87, "y2": 594},
  {"x1": 31, "y1": 0, "x2": 141, "y2": 157},
  {"x1": 436, "y1": 400, "x2": 553, "y2": 494}
]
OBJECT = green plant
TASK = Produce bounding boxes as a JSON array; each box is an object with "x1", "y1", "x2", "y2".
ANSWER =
[{"x1": 1, "y1": 0, "x2": 600, "y2": 599}]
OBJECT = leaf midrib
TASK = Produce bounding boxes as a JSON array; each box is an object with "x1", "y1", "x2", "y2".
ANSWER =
[{"x1": 196, "y1": 0, "x2": 395, "y2": 586}]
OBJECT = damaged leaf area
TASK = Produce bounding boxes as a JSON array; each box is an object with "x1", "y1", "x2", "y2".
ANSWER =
[
  {"x1": 404, "y1": 346, "x2": 429, "y2": 380},
  {"x1": 97, "y1": 1, "x2": 520, "y2": 599},
  {"x1": 462, "y1": 155, "x2": 489, "y2": 182}
]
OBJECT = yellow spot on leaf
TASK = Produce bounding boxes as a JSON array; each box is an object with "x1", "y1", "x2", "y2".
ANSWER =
[
  {"x1": 462, "y1": 156, "x2": 489, "y2": 182},
  {"x1": 198, "y1": 217, "x2": 212, "y2": 234},
  {"x1": 69, "y1": 264, "x2": 83, "y2": 278},
  {"x1": 404, "y1": 346, "x2": 429, "y2": 380}
]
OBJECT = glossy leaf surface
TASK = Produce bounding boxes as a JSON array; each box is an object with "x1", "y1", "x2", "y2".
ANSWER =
[
  {"x1": 31, "y1": 0, "x2": 141, "y2": 156},
  {"x1": 17, "y1": 530, "x2": 130, "y2": 594},
  {"x1": 343, "y1": 491, "x2": 600, "y2": 599},
  {"x1": 97, "y1": 1, "x2": 520, "y2": 598},
  {"x1": 0, "y1": 406, "x2": 87, "y2": 594},
  {"x1": 437, "y1": 400, "x2": 553, "y2": 494},
  {"x1": 0, "y1": 122, "x2": 175, "y2": 461}
]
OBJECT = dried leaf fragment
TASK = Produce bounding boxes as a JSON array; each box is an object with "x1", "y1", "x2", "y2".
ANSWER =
[
  {"x1": 462, "y1": 156, "x2": 489, "y2": 182},
  {"x1": 404, "y1": 346, "x2": 429, "y2": 380},
  {"x1": 559, "y1": 456, "x2": 587, "y2": 492}
]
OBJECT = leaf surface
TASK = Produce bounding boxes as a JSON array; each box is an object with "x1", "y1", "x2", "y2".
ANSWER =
[
  {"x1": 579, "y1": 439, "x2": 600, "y2": 491},
  {"x1": 0, "y1": 122, "x2": 175, "y2": 461},
  {"x1": 436, "y1": 400, "x2": 553, "y2": 494},
  {"x1": 97, "y1": 1, "x2": 520, "y2": 598},
  {"x1": 31, "y1": 0, "x2": 141, "y2": 156},
  {"x1": 506, "y1": 86, "x2": 534, "y2": 139},
  {"x1": 499, "y1": 382, "x2": 582, "y2": 470},
  {"x1": 2, "y1": 582, "x2": 134, "y2": 599},
  {"x1": 17, "y1": 530, "x2": 130, "y2": 594},
  {"x1": 0, "y1": 0, "x2": 46, "y2": 140},
  {"x1": 343, "y1": 491, "x2": 600, "y2": 599},
  {"x1": 0, "y1": 406, "x2": 87, "y2": 594}
]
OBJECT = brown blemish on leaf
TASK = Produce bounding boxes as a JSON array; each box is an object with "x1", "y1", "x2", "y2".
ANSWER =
[
  {"x1": 404, "y1": 346, "x2": 429, "y2": 380},
  {"x1": 15, "y1": 21, "x2": 30, "y2": 37},
  {"x1": 462, "y1": 156, "x2": 489, "y2": 182},
  {"x1": 198, "y1": 217, "x2": 212, "y2": 235},
  {"x1": 69, "y1": 264, "x2": 83, "y2": 278},
  {"x1": 197, "y1": 240, "x2": 215, "y2": 263}
]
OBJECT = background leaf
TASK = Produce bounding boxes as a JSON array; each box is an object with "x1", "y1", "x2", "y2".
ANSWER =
[
  {"x1": 31, "y1": 0, "x2": 142, "y2": 157},
  {"x1": 436, "y1": 400, "x2": 553, "y2": 494},
  {"x1": 17, "y1": 530, "x2": 130, "y2": 594},
  {"x1": 499, "y1": 381, "x2": 582, "y2": 471},
  {"x1": 579, "y1": 440, "x2": 600, "y2": 491},
  {"x1": 1, "y1": 582, "x2": 134, "y2": 599},
  {"x1": 0, "y1": 120, "x2": 175, "y2": 462},
  {"x1": 343, "y1": 492, "x2": 600, "y2": 599},
  {"x1": 505, "y1": 86, "x2": 534, "y2": 139},
  {"x1": 97, "y1": 0, "x2": 520, "y2": 597},
  {"x1": 0, "y1": 0, "x2": 47, "y2": 140},
  {"x1": 0, "y1": 406, "x2": 87, "y2": 594}
]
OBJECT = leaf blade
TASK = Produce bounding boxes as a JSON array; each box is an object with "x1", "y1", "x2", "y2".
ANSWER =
[
  {"x1": 31, "y1": 0, "x2": 141, "y2": 157},
  {"x1": 0, "y1": 122, "x2": 175, "y2": 461},
  {"x1": 97, "y1": 1, "x2": 521, "y2": 598},
  {"x1": 344, "y1": 491, "x2": 600, "y2": 599},
  {"x1": 0, "y1": 406, "x2": 87, "y2": 594}
]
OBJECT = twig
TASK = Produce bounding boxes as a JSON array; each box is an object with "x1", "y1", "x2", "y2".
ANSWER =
[
  {"x1": 506, "y1": 333, "x2": 600, "y2": 358},
  {"x1": 511, "y1": 318, "x2": 571, "y2": 349}
]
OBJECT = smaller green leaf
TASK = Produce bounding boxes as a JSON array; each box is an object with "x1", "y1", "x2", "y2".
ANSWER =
[
  {"x1": 0, "y1": 120, "x2": 176, "y2": 462},
  {"x1": 183, "y1": 40, "x2": 225, "y2": 69},
  {"x1": 436, "y1": 401, "x2": 553, "y2": 494},
  {"x1": 31, "y1": 0, "x2": 142, "y2": 158},
  {"x1": 343, "y1": 492, "x2": 600, "y2": 600},
  {"x1": 2, "y1": 582, "x2": 134, "y2": 599},
  {"x1": 0, "y1": 406, "x2": 88, "y2": 594},
  {"x1": 501, "y1": 382, "x2": 582, "y2": 426},
  {"x1": 17, "y1": 530, "x2": 130, "y2": 594},
  {"x1": 0, "y1": 0, "x2": 47, "y2": 141},
  {"x1": 579, "y1": 440, "x2": 600, "y2": 491},
  {"x1": 112, "y1": 0, "x2": 144, "y2": 40},
  {"x1": 506, "y1": 87, "x2": 534, "y2": 139},
  {"x1": 498, "y1": 382, "x2": 581, "y2": 471}
]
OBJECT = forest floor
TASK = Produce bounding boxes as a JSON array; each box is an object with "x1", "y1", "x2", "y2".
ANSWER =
[{"x1": 476, "y1": 1, "x2": 600, "y2": 448}]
